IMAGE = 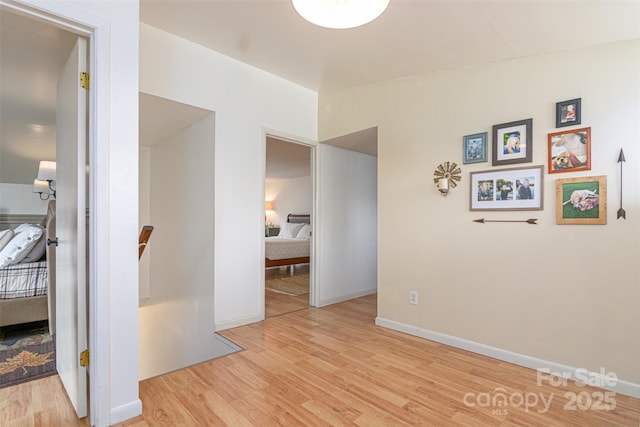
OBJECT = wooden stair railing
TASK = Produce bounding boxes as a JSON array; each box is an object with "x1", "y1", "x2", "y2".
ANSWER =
[{"x1": 139, "y1": 225, "x2": 154, "y2": 260}]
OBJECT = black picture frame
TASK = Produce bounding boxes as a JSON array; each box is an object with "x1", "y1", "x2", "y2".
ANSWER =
[
  {"x1": 556, "y1": 98, "x2": 581, "y2": 128},
  {"x1": 492, "y1": 118, "x2": 533, "y2": 166}
]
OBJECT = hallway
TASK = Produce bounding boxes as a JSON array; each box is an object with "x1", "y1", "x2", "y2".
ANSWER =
[{"x1": 265, "y1": 264, "x2": 310, "y2": 318}]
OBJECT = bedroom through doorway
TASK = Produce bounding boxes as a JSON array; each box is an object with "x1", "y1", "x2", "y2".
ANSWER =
[
  {"x1": 0, "y1": 7, "x2": 92, "y2": 419},
  {"x1": 264, "y1": 136, "x2": 313, "y2": 318}
]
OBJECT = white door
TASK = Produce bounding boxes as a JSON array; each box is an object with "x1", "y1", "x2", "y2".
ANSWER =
[{"x1": 55, "y1": 37, "x2": 88, "y2": 418}]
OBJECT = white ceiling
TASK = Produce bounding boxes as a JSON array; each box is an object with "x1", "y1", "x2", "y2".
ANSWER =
[
  {"x1": 0, "y1": 10, "x2": 76, "y2": 184},
  {"x1": 140, "y1": 0, "x2": 640, "y2": 92},
  {"x1": 138, "y1": 0, "x2": 639, "y2": 161},
  {"x1": 139, "y1": 93, "x2": 213, "y2": 147},
  {"x1": 2, "y1": 1, "x2": 638, "y2": 184},
  {"x1": 322, "y1": 127, "x2": 378, "y2": 157},
  {"x1": 266, "y1": 136, "x2": 311, "y2": 179}
]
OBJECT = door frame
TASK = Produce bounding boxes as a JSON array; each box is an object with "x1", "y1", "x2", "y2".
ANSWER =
[
  {"x1": 0, "y1": 1, "x2": 109, "y2": 424},
  {"x1": 261, "y1": 129, "x2": 318, "y2": 313}
]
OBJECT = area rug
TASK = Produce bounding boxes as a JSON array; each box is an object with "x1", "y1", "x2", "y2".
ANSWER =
[
  {"x1": 266, "y1": 274, "x2": 309, "y2": 296},
  {"x1": 0, "y1": 320, "x2": 55, "y2": 388}
]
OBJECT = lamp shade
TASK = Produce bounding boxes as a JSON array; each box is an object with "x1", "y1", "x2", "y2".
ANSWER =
[
  {"x1": 33, "y1": 179, "x2": 50, "y2": 194},
  {"x1": 438, "y1": 178, "x2": 449, "y2": 191},
  {"x1": 291, "y1": 0, "x2": 390, "y2": 29},
  {"x1": 37, "y1": 160, "x2": 56, "y2": 181},
  {"x1": 265, "y1": 201, "x2": 275, "y2": 211}
]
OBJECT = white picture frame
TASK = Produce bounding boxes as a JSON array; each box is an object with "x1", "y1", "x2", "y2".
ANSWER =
[{"x1": 470, "y1": 165, "x2": 544, "y2": 211}]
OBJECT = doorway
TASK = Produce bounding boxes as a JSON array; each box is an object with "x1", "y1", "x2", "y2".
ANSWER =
[
  {"x1": 0, "y1": 6, "x2": 90, "y2": 419},
  {"x1": 264, "y1": 136, "x2": 313, "y2": 317}
]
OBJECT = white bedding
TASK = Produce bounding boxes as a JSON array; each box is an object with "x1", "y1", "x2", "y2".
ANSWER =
[
  {"x1": 265, "y1": 237, "x2": 310, "y2": 260},
  {"x1": 0, "y1": 261, "x2": 48, "y2": 300}
]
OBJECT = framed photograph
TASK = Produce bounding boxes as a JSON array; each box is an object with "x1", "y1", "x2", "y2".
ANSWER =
[
  {"x1": 556, "y1": 176, "x2": 606, "y2": 224},
  {"x1": 548, "y1": 127, "x2": 591, "y2": 173},
  {"x1": 556, "y1": 98, "x2": 581, "y2": 128},
  {"x1": 492, "y1": 118, "x2": 533, "y2": 166},
  {"x1": 470, "y1": 165, "x2": 544, "y2": 211},
  {"x1": 463, "y1": 132, "x2": 488, "y2": 164}
]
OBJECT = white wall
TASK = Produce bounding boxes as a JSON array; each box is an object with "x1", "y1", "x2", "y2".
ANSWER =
[
  {"x1": 316, "y1": 144, "x2": 377, "y2": 306},
  {"x1": 138, "y1": 147, "x2": 151, "y2": 300},
  {"x1": 265, "y1": 176, "x2": 312, "y2": 227},
  {"x1": 319, "y1": 40, "x2": 640, "y2": 392},
  {"x1": 140, "y1": 23, "x2": 317, "y2": 330},
  {"x1": 0, "y1": 183, "x2": 49, "y2": 214},
  {"x1": 137, "y1": 115, "x2": 236, "y2": 379}
]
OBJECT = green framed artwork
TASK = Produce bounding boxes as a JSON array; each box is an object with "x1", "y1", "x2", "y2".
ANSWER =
[{"x1": 556, "y1": 176, "x2": 606, "y2": 224}]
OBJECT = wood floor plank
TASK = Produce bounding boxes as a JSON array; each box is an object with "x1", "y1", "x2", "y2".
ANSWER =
[
  {"x1": 5, "y1": 293, "x2": 640, "y2": 426},
  {"x1": 199, "y1": 389, "x2": 253, "y2": 427},
  {"x1": 301, "y1": 399, "x2": 360, "y2": 427},
  {"x1": 265, "y1": 265, "x2": 310, "y2": 318},
  {"x1": 0, "y1": 375, "x2": 88, "y2": 427}
]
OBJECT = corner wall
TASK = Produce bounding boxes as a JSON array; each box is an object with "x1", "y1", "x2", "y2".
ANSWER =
[
  {"x1": 139, "y1": 147, "x2": 151, "y2": 300},
  {"x1": 319, "y1": 39, "x2": 640, "y2": 387},
  {"x1": 140, "y1": 23, "x2": 317, "y2": 330},
  {"x1": 137, "y1": 115, "x2": 236, "y2": 380},
  {"x1": 316, "y1": 144, "x2": 377, "y2": 306}
]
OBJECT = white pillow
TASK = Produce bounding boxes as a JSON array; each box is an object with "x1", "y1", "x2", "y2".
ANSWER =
[
  {"x1": 0, "y1": 229, "x2": 15, "y2": 252},
  {"x1": 279, "y1": 222, "x2": 304, "y2": 238},
  {"x1": 296, "y1": 224, "x2": 311, "y2": 240},
  {"x1": 22, "y1": 233, "x2": 47, "y2": 263},
  {"x1": 14, "y1": 223, "x2": 35, "y2": 233},
  {"x1": 0, "y1": 225, "x2": 44, "y2": 267}
]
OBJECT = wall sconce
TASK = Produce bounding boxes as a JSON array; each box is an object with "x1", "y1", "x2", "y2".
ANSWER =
[
  {"x1": 437, "y1": 177, "x2": 450, "y2": 195},
  {"x1": 34, "y1": 160, "x2": 56, "y2": 200},
  {"x1": 433, "y1": 161, "x2": 461, "y2": 196},
  {"x1": 32, "y1": 179, "x2": 52, "y2": 200}
]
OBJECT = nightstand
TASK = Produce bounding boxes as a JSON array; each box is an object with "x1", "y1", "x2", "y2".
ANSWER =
[{"x1": 267, "y1": 227, "x2": 280, "y2": 237}]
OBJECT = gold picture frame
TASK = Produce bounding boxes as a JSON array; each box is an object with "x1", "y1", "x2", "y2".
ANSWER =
[{"x1": 556, "y1": 176, "x2": 606, "y2": 225}]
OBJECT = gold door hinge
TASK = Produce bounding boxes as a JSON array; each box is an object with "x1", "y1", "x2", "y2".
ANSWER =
[
  {"x1": 80, "y1": 349, "x2": 90, "y2": 367},
  {"x1": 80, "y1": 72, "x2": 90, "y2": 90}
]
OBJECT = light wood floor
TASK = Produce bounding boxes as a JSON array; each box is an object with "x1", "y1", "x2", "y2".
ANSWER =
[
  {"x1": 0, "y1": 374, "x2": 88, "y2": 426},
  {"x1": 265, "y1": 265, "x2": 309, "y2": 318},
  {"x1": 4, "y1": 294, "x2": 640, "y2": 426}
]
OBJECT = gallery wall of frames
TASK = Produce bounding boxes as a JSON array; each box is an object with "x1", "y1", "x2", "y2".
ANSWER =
[{"x1": 461, "y1": 98, "x2": 623, "y2": 224}]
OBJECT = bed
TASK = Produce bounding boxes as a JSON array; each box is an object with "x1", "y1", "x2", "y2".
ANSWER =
[
  {"x1": 0, "y1": 201, "x2": 56, "y2": 333},
  {"x1": 265, "y1": 214, "x2": 311, "y2": 268}
]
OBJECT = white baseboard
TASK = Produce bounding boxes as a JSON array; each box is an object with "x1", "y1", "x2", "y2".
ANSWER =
[
  {"x1": 215, "y1": 314, "x2": 263, "y2": 332},
  {"x1": 110, "y1": 399, "x2": 142, "y2": 425},
  {"x1": 375, "y1": 317, "x2": 640, "y2": 399},
  {"x1": 317, "y1": 288, "x2": 377, "y2": 308}
]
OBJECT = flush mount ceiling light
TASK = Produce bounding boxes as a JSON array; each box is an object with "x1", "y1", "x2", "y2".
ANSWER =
[{"x1": 292, "y1": 0, "x2": 390, "y2": 29}]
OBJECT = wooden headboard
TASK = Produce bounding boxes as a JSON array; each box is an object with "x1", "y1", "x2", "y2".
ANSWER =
[{"x1": 287, "y1": 214, "x2": 310, "y2": 224}]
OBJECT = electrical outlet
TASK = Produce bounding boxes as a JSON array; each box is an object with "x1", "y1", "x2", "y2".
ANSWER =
[{"x1": 409, "y1": 290, "x2": 419, "y2": 305}]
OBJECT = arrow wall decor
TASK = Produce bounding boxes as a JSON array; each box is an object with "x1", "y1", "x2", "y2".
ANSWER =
[
  {"x1": 473, "y1": 218, "x2": 538, "y2": 225},
  {"x1": 617, "y1": 149, "x2": 626, "y2": 219}
]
